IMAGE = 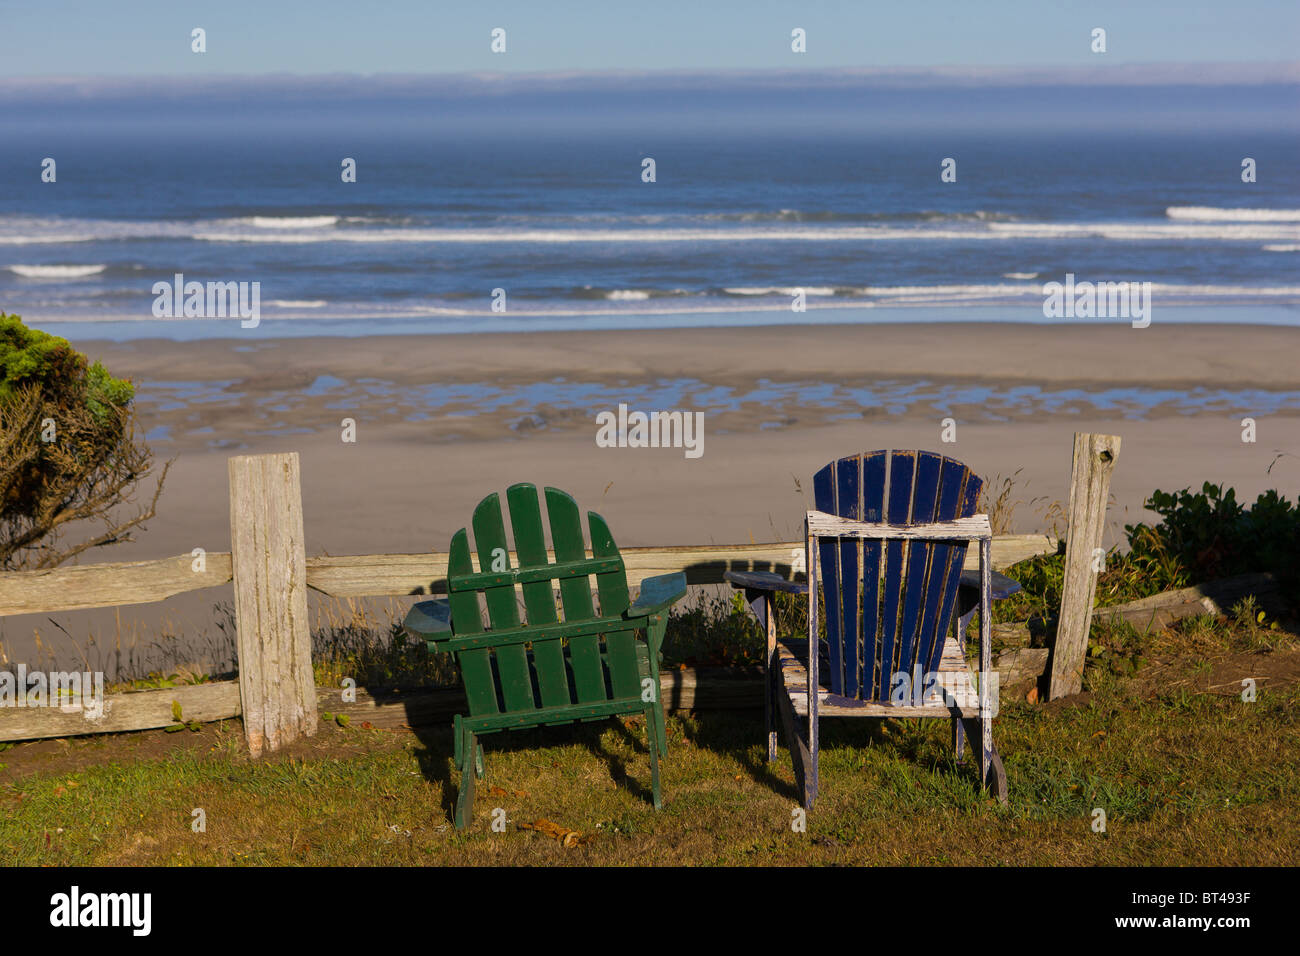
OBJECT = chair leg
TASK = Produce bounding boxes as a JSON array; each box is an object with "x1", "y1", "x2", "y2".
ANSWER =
[
  {"x1": 983, "y1": 713, "x2": 1008, "y2": 805},
  {"x1": 761, "y1": 592, "x2": 778, "y2": 763},
  {"x1": 960, "y1": 714, "x2": 1007, "y2": 805},
  {"x1": 804, "y1": 713, "x2": 819, "y2": 810},
  {"x1": 768, "y1": 676, "x2": 779, "y2": 764},
  {"x1": 952, "y1": 715, "x2": 965, "y2": 763},
  {"x1": 453, "y1": 717, "x2": 477, "y2": 830},
  {"x1": 645, "y1": 705, "x2": 663, "y2": 810},
  {"x1": 987, "y1": 744, "x2": 1008, "y2": 805},
  {"x1": 475, "y1": 741, "x2": 485, "y2": 779},
  {"x1": 649, "y1": 615, "x2": 669, "y2": 757}
]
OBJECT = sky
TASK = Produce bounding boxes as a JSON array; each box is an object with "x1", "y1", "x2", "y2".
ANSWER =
[{"x1": 0, "y1": 0, "x2": 1296, "y2": 76}]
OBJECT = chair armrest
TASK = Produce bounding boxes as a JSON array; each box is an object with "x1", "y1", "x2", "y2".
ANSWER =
[
  {"x1": 625, "y1": 572, "x2": 687, "y2": 618},
  {"x1": 723, "y1": 570, "x2": 808, "y2": 595},
  {"x1": 958, "y1": 568, "x2": 1022, "y2": 601},
  {"x1": 403, "y1": 598, "x2": 452, "y2": 651}
]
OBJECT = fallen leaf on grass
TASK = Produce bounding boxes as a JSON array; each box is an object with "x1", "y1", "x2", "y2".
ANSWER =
[
  {"x1": 1025, "y1": 686, "x2": 1039, "y2": 704},
  {"x1": 488, "y1": 785, "x2": 528, "y2": 799},
  {"x1": 518, "y1": 818, "x2": 594, "y2": 848}
]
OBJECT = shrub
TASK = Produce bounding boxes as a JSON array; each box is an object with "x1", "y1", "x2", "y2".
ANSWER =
[
  {"x1": 1125, "y1": 483, "x2": 1299, "y2": 605},
  {"x1": 0, "y1": 313, "x2": 168, "y2": 569}
]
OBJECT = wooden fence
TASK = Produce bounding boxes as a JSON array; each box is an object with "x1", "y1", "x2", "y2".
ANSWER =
[{"x1": 0, "y1": 451, "x2": 1071, "y2": 747}]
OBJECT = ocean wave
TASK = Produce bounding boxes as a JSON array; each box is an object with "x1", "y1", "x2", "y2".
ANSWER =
[
  {"x1": 1166, "y1": 206, "x2": 1300, "y2": 222},
  {"x1": 707, "y1": 209, "x2": 1018, "y2": 224},
  {"x1": 6, "y1": 263, "x2": 106, "y2": 278},
  {"x1": 247, "y1": 216, "x2": 339, "y2": 228},
  {"x1": 723, "y1": 286, "x2": 843, "y2": 296},
  {"x1": 267, "y1": 299, "x2": 328, "y2": 308},
  {"x1": 1263, "y1": 244, "x2": 1300, "y2": 252},
  {"x1": 2, "y1": 214, "x2": 1298, "y2": 247},
  {"x1": 988, "y1": 222, "x2": 1300, "y2": 241}
]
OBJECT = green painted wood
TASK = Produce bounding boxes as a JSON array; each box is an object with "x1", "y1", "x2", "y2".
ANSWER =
[
  {"x1": 454, "y1": 714, "x2": 477, "y2": 830},
  {"x1": 471, "y1": 493, "x2": 536, "y2": 714},
  {"x1": 545, "y1": 487, "x2": 607, "y2": 704},
  {"x1": 433, "y1": 484, "x2": 687, "y2": 825},
  {"x1": 447, "y1": 529, "x2": 498, "y2": 716},
  {"x1": 589, "y1": 511, "x2": 641, "y2": 701},
  {"x1": 427, "y1": 613, "x2": 643, "y2": 654},
  {"x1": 505, "y1": 483, "x2": 571, "y2": 709},
  {"x1": 448, "y1": 556, "x2": 623, "y2": 592},
  {"x1": 463, "y1": 696, "x2": 643, "y2": 734}
]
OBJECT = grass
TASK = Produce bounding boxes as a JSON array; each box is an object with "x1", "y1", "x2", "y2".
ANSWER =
[
  {"x1": 3, "y1": 595, "x2": 1297, "y2": 865},
  {"x1": 2, "y1": 676, "x2": 1296, "y2": 865}
]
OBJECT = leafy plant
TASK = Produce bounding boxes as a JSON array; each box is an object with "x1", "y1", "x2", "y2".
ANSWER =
[
  {"x1": 1126, "y1": 483, "x2": 1299, "y2": 609},
  {"x1": 0, "y1": 313, "x2": 169, "y2": 569},
  {"x1": 164, "y1": 699, "x2": 201, "y2": 733}
]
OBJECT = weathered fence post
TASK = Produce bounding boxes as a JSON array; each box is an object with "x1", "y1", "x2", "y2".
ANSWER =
[
  {"x1": 1050, "y1": 433, "x2": 1121, "y2": 700},
  {"x1": 228, "y1": 452, "x2": 317, "y2": 755}
]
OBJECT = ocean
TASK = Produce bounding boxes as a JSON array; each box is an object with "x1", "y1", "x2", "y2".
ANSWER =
[{"x1": 2, "y1": 81, "x2": 1298, "y2": 338}]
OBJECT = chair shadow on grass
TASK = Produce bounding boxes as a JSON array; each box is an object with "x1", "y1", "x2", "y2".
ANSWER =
[
  {"x1": 405, "y1": 711, "x2": 661, "y2": 825},
  {"x1": 678, "y1": 710, "x2": 972, "y2": 802},
  {"x1": 401, "y1": 694, "x2": 966, "y2": 826}
]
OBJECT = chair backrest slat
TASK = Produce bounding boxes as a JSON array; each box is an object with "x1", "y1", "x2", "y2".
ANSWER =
[
  {"x1": 860, "y1": 451, "x2": 887, "y2": 696},
  {"x1": 835, "y1": 456, "x2": 861, "y2": 697},
  {"x1": 811, "y1": 464, "x2": 844, "y2": 694},
  {"x1": 447, "y1": 528, "x2": 499, "y2": 716},
  {"x1": 589, "y1": 512, "x2": 641, "y2": 701},
  {"x1": 506, "y1": 484, "x2": 571, "y2": 709},
  {"x1": 544, "y1": 487, "x2": 608, "y2": 704},
  {"x1": 472, "y1": 493, "x2": 536, "y2": 713},
  {"x1": 812, "y1": 449, "x2": 983, "y2": 703},
  {"x1": 896, "y1": 451, "x2": 942, "y2": 678}
]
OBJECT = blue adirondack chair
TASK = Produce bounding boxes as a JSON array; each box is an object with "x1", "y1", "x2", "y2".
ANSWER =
[{"x1": 727, "y1": 449, "x2": 1012, "y2": 807}]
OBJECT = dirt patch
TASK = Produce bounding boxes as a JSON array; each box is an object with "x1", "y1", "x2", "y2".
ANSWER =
[{"x1": 1138, "y1": 645, "x2": 1300, "y2": 699}]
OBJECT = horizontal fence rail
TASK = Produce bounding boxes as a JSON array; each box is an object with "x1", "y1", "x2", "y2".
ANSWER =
[
  {"x1": 0, "y1": 669, "x2": 767, "y2": 743},
  {"x1": 0, "y1": 535, "x2": 1056, "y2": 618}
]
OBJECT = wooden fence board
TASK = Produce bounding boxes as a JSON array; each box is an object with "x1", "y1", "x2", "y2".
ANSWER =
[
  {"x1": 0, "y1": 538, "x2": 1057, "y2": 615},
  {"x1": 229, "y1": 453, "x2": 317, "y2": 755},
  {"x1": 1050, "y1": 433, "x2": 1121, "y2": 699},
  {"x1": 0, "y1": 669, "x2": 764, "y2": 742}
]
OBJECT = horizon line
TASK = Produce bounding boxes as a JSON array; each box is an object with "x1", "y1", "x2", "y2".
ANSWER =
[{"x1": 4, "y1": 61, "x2": 1298, "y2": 102}]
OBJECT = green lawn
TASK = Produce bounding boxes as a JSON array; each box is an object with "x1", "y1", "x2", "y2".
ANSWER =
[{"x1": 3, "y1": 670, "x2": 1296, "y2": 866}]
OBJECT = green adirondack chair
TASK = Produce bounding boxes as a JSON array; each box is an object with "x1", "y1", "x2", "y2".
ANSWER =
[{"x1": 403, "y1": 483, "x2": 687, "y2": 830}]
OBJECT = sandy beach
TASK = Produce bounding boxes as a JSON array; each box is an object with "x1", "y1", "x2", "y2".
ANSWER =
[{"x1": 82, "y1": 320, "x2": 1300, "y2": 553}]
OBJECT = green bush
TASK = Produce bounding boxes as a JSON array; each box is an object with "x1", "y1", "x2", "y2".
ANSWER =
[
  {"x1": 998, "y1": 481, "x2": 1300, "y2": 628},
  {"x1": 1, "y1": 312, "x2": 162, "y2": 570},
  {"x1": 0, "y1": 312, "x2": 133, "y2": 419},
  {"x1": 1126, "y1": 483, "x2": 1299, "y2": 602}
]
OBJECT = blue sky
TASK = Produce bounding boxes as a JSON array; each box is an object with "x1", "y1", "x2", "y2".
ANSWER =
[{"x1": 0, "y1": 0, "x2": 1296, "y2": 76}]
